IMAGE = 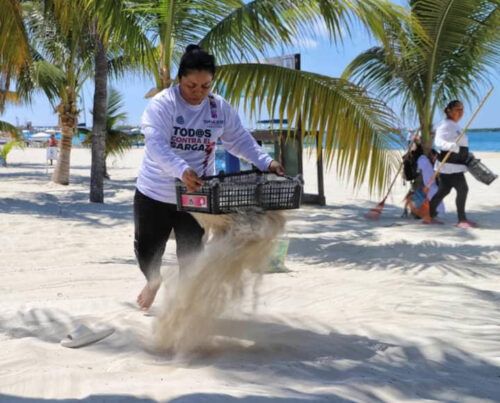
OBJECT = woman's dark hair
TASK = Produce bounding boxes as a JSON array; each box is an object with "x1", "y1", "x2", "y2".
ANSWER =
[
  {"x1": 413, "y1": 142, "x2": 424, "y2": 160},
  {"x1": 177, "y1": 45, "x2": 216, "y2": 78},
  {"x1": 444, "y1": 100, "x2": 462, "y2": 117}
]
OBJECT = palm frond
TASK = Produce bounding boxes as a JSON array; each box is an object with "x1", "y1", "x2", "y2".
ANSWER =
[
  {"x1": 16, "y1": 60, "x2": 66, "y2": 105},
  {"x1": 83, "y1": 0, "x2": 156, "y2": 77},
  {"x1": 344, "y1": 0, "x2": 500, "y2": 133},
  {"x1": 104, "y1": 130, "x2": 137, "y2": 157},
  {"x1": 0, "y1": 0, "x2": 30, "y2": 111},
  {"x1": 342, "y1": 46, "x2": 426, "y2": 124},
  {"x1": 0, "y1": 140, "x2": 24, "y2": 164},
  {"x1": 199, "y1": 0, "x2": 319, "y2": 64},
  {"x1": 199, "y1": 0, "x2": 412, "y2": 65},
  {"x1": 0, "y1": 91, "x2": 22, "y2": 105},
  {"x1": 83, "y1": 87, "x2": 133, "y2": 157},
  {"x1": 0, "y1": 0, "x2": 30, "y2": 66},
  {"x1": 420, "y1": 0, "x2": 500, "y2": 110},
  {"x1": 216, "y1": 63, "x2": 401, "y2": 192},
  {"x1": 105, "y1": 88, "x2": 128, "y2": 128},
  {"x1": 0, "y1": 120, "x2": 20, "y2": 139}
]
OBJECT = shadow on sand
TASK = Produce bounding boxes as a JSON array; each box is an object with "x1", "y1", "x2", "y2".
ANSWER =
[
  {"x1": 2, "y1": 309, "x2": 499, "y2": 402},
  {"x1": 0, "y1": 171, "x2": 137, "y2": 227},
  {"x1": 286, "y1": 205, "x2": 500, "y2": 278}
]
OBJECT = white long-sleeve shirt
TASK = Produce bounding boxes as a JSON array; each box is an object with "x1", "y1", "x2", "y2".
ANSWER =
[
  {"x1": 417, "y1": 155, "x2": 444, "y2": 215},
  {"x1": 136, "y1": 85, "x2": 273, "y2": 203},
  {"x1": 434, "y1": 119, "x2": 468, "y2": 174}
]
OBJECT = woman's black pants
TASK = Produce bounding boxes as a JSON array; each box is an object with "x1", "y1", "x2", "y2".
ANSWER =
[
  {"x1": 133, "y1": 189, "x2": 205, "y2": 282},
  {"x1": 430, "y1": 172, "x2": 469, "y2": 222}
]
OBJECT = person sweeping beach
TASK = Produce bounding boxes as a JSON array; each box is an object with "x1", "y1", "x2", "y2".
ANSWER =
[
  {"x1": 134, "y1": 44, "x2": 284, "y2": 310},
  {"x1": 429, "y1": 100, "x2": 475, "y2": 228}
]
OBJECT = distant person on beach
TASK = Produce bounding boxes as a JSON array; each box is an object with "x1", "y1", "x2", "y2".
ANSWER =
[
  {"x1": 134, "y1": 44, "x2": 285, "y2": 310},
  {"x1": 430, "y1": 100, "x2": 475, "y2": 228},
  {"x1": 46, "y1": 134, "x2": 58, "y2": 166}
]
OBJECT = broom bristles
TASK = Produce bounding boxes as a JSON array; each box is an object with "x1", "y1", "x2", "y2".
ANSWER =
[
  {"x1": 407, "y1": 197, "x2": 432, "y2": 222},
  {"x1": 365, "y1": 202, "x2": 385, "y2": 220}
]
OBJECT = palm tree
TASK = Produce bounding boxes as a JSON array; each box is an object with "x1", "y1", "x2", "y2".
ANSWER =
[
  {"x1": 16, "y1": 0, "x2": 95, "y2": 185},
  {"x1": 17, "y1": 0, "x2": 150, "y2": 189},
  {"x1": 82, "y1": 88, "x2": 140, "y2": 179},
  {"x1": 128, "y1": 0, "x2": 411, "y2": 191},
  {"x1": 342, "y1": 0, "x2": 500, "y2": 142},
  {"x1": 5, "y1": 0, "x2": 151, "y2": 194},
  {"x1": 80, "y1": 0, "x2": 153, "y2": 202}
]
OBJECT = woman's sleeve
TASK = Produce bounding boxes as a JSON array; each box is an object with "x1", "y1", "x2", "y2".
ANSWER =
[
  {"x1": 220, "y1": 103, "x2": 273, "y2": 172},
  {"x1": 434, "y1": 124, "x2": 460, "y2": 153},
  {"x1": 141, "y1": 97, "x2": 190, "y2": 179}
]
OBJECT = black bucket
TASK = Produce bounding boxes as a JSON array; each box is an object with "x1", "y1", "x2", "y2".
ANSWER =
[{"x1": 467, "y1": 157, "x2": 498, "y2": 185}]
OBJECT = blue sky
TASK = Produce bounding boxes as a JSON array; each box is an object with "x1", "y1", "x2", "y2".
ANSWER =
[{"x1": 2, "y1": 10, "x2": 499, "y2": 130}]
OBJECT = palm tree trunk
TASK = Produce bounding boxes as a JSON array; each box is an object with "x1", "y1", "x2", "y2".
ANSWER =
[
  {"x1": 52, "y1": 92, "x2": 78, "y2": 185},
  {"x1": 90, "y1": 36, "x2": 107, "y2": 203},
  {"x1": 104, "y1": 157, "x2": 110, "y2": 180},
  {"x1": 159, "y1": 1, "x2": 175, "y2": 90}
]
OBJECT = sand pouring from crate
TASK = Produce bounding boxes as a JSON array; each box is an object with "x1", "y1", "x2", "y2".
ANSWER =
[{"x1": 176, "y1": 170, "x2": 303, "y2": 214}]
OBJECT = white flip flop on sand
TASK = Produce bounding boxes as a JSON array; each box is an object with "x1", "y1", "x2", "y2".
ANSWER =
[{"x1": 60, "y1": 324, "x2": 115, "y2": 348}]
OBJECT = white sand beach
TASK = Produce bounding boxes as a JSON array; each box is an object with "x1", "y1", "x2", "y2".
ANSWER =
[{"x1": 1, "y1": 147, "x2": 500, "y2": 402}]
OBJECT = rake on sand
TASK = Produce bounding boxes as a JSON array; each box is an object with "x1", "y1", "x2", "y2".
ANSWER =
[{"x1": 408, "y1": 87, "x2": 494, "y2": 223}]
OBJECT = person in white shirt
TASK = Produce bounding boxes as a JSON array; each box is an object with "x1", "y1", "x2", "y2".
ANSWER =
[
  {"x1": 416, "y1": 148, "x2": 444, "y2": 216},
  {"x1": 429, "y1": 100, "x2": 476, "y2": 228},
  {"x1": 46, "y1": 134, "x2": 58, "y2": 166},
  {"x1": 134, "y1": 45, "x2": 285, "y2": 310}
]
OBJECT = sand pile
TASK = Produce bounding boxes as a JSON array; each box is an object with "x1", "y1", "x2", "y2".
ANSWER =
[{"x1": 153, "y1": 210, "x2": 286, "y2": 354}]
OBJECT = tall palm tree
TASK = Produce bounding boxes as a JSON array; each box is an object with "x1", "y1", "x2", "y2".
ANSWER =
[
  {"x1": 17, "y1": 0, "x2": 95, "y2": 185},
  {"x1": 128, "y1": 0, "x2": 411, "y2": 191},
  {"x1": 79, "y1": 0, "x2": 153, "y2": 202},
  {"x1": 343, "y1": 0, "x2": 500, "y2": 142}
]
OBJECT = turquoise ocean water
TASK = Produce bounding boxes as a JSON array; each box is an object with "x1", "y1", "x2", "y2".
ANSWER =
[
  {"x1": 23, "y1": 128, "x2": 500, "y2": 151},
  {"x1": 387, "y1": 129, "x2": 500, "y2": 151},
  {"x1": 465, "y1": 130, "x2": 500, "y2": 152}
]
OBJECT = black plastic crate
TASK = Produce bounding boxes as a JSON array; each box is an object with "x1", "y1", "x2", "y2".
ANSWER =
[{"x1": 176, "y1": 170, "x2": 303, "y2": 214}]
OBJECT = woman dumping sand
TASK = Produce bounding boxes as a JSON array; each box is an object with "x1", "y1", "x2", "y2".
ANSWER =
[{"x1": 133, "y1": 45, "x2": 284, "y2": 311}]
